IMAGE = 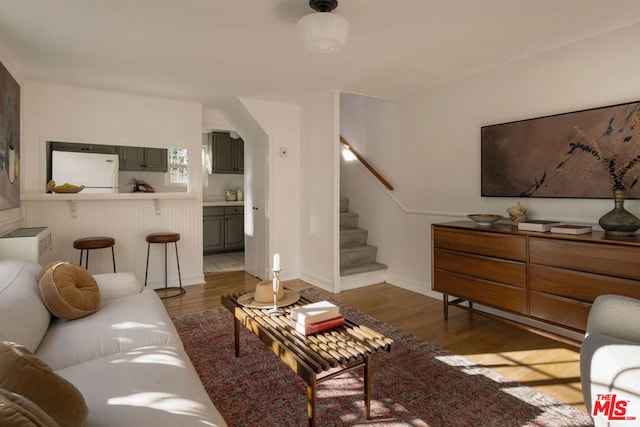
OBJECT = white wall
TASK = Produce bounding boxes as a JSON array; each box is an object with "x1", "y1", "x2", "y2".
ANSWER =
[
  {"x1": 225, "y1": 97, "x2": 302, "y2": 281},
  {"x1": 21, "y1": 81, "x2": 203, "y2": 193},
  {"x1": 300, "y1": 91, "x2": 341, "y2": 292},
  {"x1": 20, "y1": 81, "x2": 205, "y2": 286},
  {"x1": 0, "y1": 42, "x2": 24, "y2": 234},
  {"x1": 202, "y1": 109, "x2": 233, "y2": 132},
  {"x1": 340, "y1": 23, "x2": 640, "y2": 295}
]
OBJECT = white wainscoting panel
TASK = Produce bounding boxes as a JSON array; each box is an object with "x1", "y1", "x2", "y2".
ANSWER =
[{"x1": 22, "y1": 197, "x2": 204, "y2": 289}]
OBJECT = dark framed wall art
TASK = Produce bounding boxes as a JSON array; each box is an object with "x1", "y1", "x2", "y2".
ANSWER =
[
  {"x1": 481, "y1": 100, "x2": 640, "y2": 199},
  {"x1": 0, "y1": 58, "x2": 20, "y2": 210}
]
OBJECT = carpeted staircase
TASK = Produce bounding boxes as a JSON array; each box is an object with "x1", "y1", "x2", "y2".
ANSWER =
[{"x1": 340, "y1": 197, "x2": 388, "y2": 276}]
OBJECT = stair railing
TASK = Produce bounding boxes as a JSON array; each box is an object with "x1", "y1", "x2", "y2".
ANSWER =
[{"x1": 340, "y1": 136, "x2": 394, "y2": 191}]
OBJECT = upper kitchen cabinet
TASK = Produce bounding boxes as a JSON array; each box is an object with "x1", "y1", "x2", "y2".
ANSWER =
[
  {"x1": 118, "y1": 146, "x2": 168, "y2": 172},
  {"x1": 209, "y1": 132, "x2": 244, "y2": 174},
  {"x1": 49, "y1": 141, "x2": 117, "y2": 154}
]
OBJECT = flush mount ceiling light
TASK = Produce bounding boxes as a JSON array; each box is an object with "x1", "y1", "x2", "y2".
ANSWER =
[{"x1": 297, "y1": 0, "x2": 349, "y2": 53}]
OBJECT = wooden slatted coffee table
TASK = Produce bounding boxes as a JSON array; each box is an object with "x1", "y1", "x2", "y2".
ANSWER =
[{"x1": 221, "y1": 292, "x2": 393, "y2": 426}]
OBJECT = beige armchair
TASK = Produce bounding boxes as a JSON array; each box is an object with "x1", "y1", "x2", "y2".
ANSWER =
[{"x1": 580, "y1": 294, "x2": 640, "y2": 426}]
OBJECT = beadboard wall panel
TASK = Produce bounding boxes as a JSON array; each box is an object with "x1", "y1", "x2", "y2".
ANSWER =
[
  {"x1": 21, "y1": 80, "x2": 203, "y2": 194},
  {"x1": 22, "y1": 198, "x2": 204, "y2": 288},
  {"x1": 20, "y1": 81, "x2": 205, "y2": 284}
]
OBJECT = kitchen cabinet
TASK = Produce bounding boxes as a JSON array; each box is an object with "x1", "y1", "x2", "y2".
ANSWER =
[
  {"x1": 203, "y1": 207, "x2": 224, "y2": 253},
  {"x1": 49, "y1": 141, "x2": 117, "y2": 154},
  {"x1": 203, "y1": 206, "x2": 244, "y2": 253},
  {"x1": 432, "y1": 221, "x2": 640, "y2": 333},
  {"x1": 224, "y1": 207, "x2": 244, "y2": 250},
  {"x1": 209, "y1": 132, "x2": 244, "y2": 174},
  {"x1": 118, "y1": 146, "x2": 168, "y2": 172}
]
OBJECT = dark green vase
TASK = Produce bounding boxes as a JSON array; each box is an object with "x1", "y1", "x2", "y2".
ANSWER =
[{"x1": 599, "y1": 190, "x2": 640, "y2": 236}]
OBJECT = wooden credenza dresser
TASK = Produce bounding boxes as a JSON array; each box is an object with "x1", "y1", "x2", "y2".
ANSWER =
[{"x1": 432, "y1": 221, "x2": 640, "y2": 332}]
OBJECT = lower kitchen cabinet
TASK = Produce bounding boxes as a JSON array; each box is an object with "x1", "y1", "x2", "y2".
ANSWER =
[
  {"x1": 203, "y1": 206, "x2": 244, "y2": 253},
  {"x1": 224, "y1": 207, "x2": 245, "y2": 250},
  {"x1": 203, "y1": 207, "x2": 224, "y2": 253}
]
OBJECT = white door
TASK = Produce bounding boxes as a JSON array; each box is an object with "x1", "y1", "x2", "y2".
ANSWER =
[
  {"x1": 236, "y1": 129, "x2": 268, "y2": 279},
  {"x1": 224, "y1": 102, "x2": 270, "y2": 279},
  {"x1": 245, "y1": 134, "x2": 268, "y2": 279}
]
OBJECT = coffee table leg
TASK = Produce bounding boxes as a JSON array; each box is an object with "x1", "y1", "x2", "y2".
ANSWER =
[
  {"x1": 307, "y1": 374, "x2": 317, "y2": 427},
  {"x1": 364, "y1": 355, "x2": 371, "y2": 419},
  {"x1": 233, "y1": 317, "x2": 240, "y2": 357}
]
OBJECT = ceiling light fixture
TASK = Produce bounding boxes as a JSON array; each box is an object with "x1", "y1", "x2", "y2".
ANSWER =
[{"x1": 297, "y1": 0, "x2": 349, "y2": 53}]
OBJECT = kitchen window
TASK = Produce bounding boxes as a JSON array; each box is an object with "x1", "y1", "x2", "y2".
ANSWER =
[{"x1": 167, "y1": 148, "x2": 189, "y2": 185}]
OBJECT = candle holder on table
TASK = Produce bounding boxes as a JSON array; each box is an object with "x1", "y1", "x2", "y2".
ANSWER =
[{"x1": 267, "y1": 269, "x2": 284, "y2": 316}]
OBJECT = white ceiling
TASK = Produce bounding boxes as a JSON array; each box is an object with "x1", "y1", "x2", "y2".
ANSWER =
[{"x1": 1, "y1": 0, "x2": 640, "y2": 109}]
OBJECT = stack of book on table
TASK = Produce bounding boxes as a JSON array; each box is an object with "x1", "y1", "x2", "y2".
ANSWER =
[
  {"x1": 290, "y1": 300, "x2": 344, "y2": 335},
  {"x1": 549, "y1": 224, "x2": 593, "y2": 235},
  {"x1": 517, "y1": 220, "x2": 561, "y2": 232}
]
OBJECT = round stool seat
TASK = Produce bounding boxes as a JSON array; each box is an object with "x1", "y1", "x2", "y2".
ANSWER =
[
  {"x1": 73, "y1": 236, "x2": 116, "y2": 273},
  {"x1": 73, "y1": 236, "x2": 115, "y2": 250},
  {"x1": 146, "y1": 232, "x2": 180, "y2": 244}
]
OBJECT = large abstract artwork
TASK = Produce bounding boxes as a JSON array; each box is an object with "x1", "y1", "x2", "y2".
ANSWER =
[
  {"x1": 481, "y1": 100, "x2": 640, "y2": 199},
  {"x1": 0, "y1": 58, "x2": 19, "y2": 210}
]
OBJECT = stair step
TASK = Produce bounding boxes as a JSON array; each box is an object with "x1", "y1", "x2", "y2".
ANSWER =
[
  {"x1": 340, "y1": 245, "x2": 378, "y2": 268},
  {"x1": 340, "y1": 212, "x2": 359, "y2": 229},
  {"x1": 340, "y1": 262, "x2": 388, "y2": 277},
  {"x1": 340, "y1": 228, "x2": 368, "y2": 247},
  {"x1": 340, "y1": 197, "x2": 349, "y2": 213}
]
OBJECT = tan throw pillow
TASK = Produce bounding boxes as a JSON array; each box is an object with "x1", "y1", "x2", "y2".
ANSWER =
[
  {"x1": 0, "y1": 342, "x2": 87, "y2": 427},
  {"x1": 38, "y1": 262, "x2": 100, "y2": 320},
  {"x1": 37, "y1": 262, "x2": 60, "y2": 282},
  {"x1": 0, "y1": 388, "x2": 60, "y2": 427}
]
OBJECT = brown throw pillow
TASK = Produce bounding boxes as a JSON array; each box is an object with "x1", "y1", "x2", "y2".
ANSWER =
[
  {"x1": 0, "y1": 388, "x2": 60, "y2": 427},
  {"x1": 38, "y1": 262, "x2": 100, "y2": 320},
  {"x1": 0, "y1": 342, "x2": 87, "y2": 427},
  {"x1": 37, "y1": 262, "x2": 59, "y2": 282}
]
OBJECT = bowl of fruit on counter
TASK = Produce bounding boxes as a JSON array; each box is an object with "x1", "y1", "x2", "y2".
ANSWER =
[{"x1": 47, "y1": 180, "x2": 85, "y2": 193}]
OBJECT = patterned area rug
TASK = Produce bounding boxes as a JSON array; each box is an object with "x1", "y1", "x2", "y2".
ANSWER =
[{"x1": 172, "y1": 288, "x2": 593, "y2": 426}]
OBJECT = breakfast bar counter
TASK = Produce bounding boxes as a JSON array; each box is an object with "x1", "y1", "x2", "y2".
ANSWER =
[{"x1": 21, "y1": 192, "x2": 201, "y2": 201}]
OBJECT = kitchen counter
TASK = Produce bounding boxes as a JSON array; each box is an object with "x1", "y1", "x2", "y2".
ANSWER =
[
  {"x1": 203, "y1": 200, "x2": 244, "y2": 207},
  {"x1": 21, "y1": 192, "x2": 201, "y2": 218},
  {"x1": 21, "y1": 192, "x2": 200, "y2": 201}
]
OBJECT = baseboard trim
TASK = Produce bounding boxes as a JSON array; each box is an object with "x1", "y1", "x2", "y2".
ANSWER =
[{"x1": 340, "y1": 270, "x2": 387, "y2": 290}]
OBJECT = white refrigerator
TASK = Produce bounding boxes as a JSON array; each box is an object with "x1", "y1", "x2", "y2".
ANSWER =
[{"x1": 52, "y1": 151, "x2": 119, "y2": 193}]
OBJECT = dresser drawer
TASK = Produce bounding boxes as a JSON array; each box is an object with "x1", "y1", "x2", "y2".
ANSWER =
[
  {"x1": 530, "y1": 264, "x2": 640, "y2": 303},
  {"x1": 529, "y1": 237, "x2": 640, "y2": 280},
  {"x1": 530, "y1": 291, "x2": 590, "y2": 331},
  {"x1": 434, "y1": 227, "x2": 526, "y2": 261},
  {"x1": 434, "y1": 248, "x2": 526, "y2": 288},
  {"x1": 433, "y1": 270, "x2": 527, "y2": 314}
]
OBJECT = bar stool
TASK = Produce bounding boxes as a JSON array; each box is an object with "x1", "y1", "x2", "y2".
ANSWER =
[
  {"x1": 73, "y1": 236, "x2": 116, "y2": 272},
  {"x1": 144, "y1": 232, "x2": 185, "y2": 299}
]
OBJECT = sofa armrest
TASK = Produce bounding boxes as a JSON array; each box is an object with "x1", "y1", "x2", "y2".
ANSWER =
[
  {"x1": 93, "y1": 273, "x2": 143, "y2": 301},
  {"x1": 580, "y1": 334, "x2": 640, "y2": 419},
  {"x1": 586, "y1": 294, "x2": 640, "y2": 343}
]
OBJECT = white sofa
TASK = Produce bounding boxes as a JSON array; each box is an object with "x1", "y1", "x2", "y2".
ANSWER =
[
  {"x1": 0, "y1": 259, "x2": 226, "y2": 426},
  {"x1": 580, "y1": 294, "x2": 640, "y2": 426}
]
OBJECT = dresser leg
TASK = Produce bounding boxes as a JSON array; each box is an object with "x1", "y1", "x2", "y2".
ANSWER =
[{"x1": 443, "y1": 293, "x2": 449, "y2": 320}]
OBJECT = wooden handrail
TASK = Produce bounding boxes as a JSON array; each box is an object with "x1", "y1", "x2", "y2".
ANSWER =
[{"x1": 340, "y1": 136, "x2": 394, "y2": 191}]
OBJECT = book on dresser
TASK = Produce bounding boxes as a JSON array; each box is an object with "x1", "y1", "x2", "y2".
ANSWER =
[
  {"x1": 550, "y1": 224, "x2": 593, "y2": 235},
  {"x1": 290, "y1": 300, "x2": 340, "y2": 325},
  {"x1": 517, "y1": 220, "x2": 561, "y2": 232},
  {"x1": 290, "y1": 315, "x2": 345, "y2": 335}
]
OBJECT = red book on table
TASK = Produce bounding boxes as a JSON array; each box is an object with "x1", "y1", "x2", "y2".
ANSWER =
[{"x1": 290, "y1": 315, "x2": 345, "y2": 335}]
